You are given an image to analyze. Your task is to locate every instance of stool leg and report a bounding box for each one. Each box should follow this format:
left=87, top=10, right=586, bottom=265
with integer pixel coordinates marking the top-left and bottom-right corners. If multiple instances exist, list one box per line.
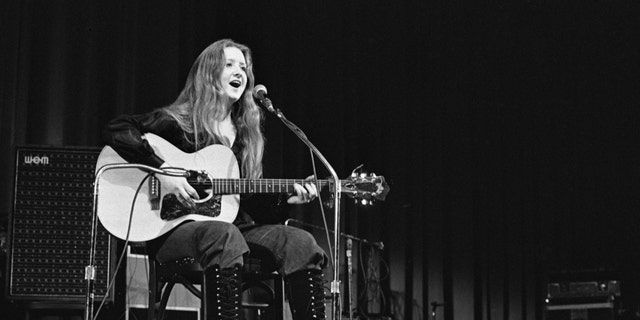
left=148, top=253, right=160, bottom=320
left=287, top=269, right=326, bottom=320
left=204, top=266, right=242, bottom=320
left=273, top=275, right=285, bottom=320
left=158, top=282, right=176, bottom=320
left=148, top=261, right=160, bottom=320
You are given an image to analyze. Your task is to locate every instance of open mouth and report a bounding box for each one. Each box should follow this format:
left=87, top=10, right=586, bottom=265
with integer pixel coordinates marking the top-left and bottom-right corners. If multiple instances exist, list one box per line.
left=229, top=79, right=242, bottom=88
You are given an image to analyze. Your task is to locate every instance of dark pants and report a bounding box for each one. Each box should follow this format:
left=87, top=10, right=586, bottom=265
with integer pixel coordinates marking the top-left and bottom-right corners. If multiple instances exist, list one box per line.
left=153, top=220, right=327, bottom=276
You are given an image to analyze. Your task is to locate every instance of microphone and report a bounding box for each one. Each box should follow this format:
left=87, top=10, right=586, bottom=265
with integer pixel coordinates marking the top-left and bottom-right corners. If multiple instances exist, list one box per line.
left=253, top=84, right=274, bottom=113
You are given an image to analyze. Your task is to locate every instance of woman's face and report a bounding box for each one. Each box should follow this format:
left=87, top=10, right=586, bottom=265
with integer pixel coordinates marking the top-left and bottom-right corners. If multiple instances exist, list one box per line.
left=220, top=46, right=248, bottom=104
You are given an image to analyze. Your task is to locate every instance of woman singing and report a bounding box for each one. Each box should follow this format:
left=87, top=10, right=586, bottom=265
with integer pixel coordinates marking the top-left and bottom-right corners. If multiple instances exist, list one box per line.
left=103, top=39, right=327, bottom=320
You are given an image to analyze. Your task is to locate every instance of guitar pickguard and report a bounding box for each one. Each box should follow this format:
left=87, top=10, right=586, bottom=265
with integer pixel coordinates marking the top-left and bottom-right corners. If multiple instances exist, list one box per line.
left=160, top=194, right=222, bottom=221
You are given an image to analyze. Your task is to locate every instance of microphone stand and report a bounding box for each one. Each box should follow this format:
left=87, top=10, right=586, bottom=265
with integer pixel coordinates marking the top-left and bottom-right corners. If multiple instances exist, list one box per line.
left=346, top=238, right=353, bottom=320
left=85, top=163, right=192, bottom=320
left=263, top=99, right=343, bottom=320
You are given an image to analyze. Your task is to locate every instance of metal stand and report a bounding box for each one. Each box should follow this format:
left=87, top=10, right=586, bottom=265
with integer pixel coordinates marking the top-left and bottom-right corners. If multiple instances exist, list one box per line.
left=265, top=103, right=343, bottom=320
left=346, top=238, right=354, bottom=320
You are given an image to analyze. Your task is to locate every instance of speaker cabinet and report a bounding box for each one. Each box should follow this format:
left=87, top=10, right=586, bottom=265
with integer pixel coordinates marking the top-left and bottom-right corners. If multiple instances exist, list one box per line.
left=7, top=146, right=115, bottom=301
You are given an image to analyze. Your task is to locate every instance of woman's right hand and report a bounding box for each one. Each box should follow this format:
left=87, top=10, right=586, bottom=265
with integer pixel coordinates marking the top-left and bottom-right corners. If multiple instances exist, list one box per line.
left=158, top=163, right=199, bottom=208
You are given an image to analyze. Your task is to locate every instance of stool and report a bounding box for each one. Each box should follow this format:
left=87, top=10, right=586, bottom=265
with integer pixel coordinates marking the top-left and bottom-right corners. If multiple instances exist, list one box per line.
left=147, top=253, right=285, bottom=320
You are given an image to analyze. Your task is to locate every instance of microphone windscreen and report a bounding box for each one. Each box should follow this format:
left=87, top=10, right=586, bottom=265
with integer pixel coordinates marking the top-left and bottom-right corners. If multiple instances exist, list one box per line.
left=253, top=84, right=267, bottom=99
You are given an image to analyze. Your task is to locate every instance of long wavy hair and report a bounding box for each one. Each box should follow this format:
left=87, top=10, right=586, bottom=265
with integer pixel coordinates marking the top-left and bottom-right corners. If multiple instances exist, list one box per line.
left=163, top=39, right=264, bottom=179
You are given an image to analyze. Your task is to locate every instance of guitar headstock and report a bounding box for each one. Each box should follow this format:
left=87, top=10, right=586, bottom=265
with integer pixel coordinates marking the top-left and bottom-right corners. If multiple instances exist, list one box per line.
left=341, top=171, right=390, bottom=205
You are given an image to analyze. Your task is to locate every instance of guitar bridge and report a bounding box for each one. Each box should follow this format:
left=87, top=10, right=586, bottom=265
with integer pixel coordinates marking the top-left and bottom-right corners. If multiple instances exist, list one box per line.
left=149, top=175, right=160, bottom=210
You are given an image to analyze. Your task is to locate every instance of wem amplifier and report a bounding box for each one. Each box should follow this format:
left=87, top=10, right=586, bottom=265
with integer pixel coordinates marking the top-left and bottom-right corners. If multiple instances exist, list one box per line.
left=7, top=146, right=115, bottom=301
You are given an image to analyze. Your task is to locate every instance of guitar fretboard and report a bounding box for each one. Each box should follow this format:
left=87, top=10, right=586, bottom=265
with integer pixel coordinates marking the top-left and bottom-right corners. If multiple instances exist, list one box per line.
left=189, top=178, right=335, bottom=195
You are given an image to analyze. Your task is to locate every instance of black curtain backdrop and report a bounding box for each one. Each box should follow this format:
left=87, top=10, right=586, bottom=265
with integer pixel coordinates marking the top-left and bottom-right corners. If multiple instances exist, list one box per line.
left=2, top=1, right=640, bottom=319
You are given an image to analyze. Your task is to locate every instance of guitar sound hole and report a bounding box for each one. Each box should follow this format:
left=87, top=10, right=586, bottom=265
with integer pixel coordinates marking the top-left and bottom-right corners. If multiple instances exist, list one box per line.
left=160, top=194, right=222, bottom=220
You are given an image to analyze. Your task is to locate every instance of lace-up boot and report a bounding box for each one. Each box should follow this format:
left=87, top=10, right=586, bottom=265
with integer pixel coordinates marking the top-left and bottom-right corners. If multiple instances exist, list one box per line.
left=203, top=265, right=242, bottom=320
left=287, top=269, right=326, bottom=320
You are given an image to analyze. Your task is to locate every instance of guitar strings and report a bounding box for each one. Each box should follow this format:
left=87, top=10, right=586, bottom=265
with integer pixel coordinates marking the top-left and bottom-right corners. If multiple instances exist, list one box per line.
left=196, top=177, right=330, bottom=195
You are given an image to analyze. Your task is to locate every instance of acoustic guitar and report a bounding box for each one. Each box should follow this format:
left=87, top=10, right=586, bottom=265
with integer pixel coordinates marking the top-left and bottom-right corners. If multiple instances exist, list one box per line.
left=95, top=133, right=389, bottom=242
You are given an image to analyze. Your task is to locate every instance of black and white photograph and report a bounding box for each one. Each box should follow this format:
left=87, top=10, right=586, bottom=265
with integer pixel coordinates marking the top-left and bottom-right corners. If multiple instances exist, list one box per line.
left=1, top=1, right=640, bottom=319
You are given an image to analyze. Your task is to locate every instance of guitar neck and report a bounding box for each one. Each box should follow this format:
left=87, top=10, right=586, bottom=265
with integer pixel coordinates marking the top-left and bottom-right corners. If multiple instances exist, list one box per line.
left=193, top=178, right=336, bottom=195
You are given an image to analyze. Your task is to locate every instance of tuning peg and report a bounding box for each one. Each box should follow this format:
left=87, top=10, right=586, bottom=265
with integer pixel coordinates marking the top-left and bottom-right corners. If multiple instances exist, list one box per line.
left=350, top=164, right=364, bottom=177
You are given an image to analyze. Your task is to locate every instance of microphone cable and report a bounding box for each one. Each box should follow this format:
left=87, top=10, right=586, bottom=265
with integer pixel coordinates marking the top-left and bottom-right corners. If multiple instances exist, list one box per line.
left=92, top=172, right=154, bottom=320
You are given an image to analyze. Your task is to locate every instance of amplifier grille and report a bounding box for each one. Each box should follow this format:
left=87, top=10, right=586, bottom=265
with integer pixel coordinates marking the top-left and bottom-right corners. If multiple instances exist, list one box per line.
left=9, top=146, right=114, bottom=300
